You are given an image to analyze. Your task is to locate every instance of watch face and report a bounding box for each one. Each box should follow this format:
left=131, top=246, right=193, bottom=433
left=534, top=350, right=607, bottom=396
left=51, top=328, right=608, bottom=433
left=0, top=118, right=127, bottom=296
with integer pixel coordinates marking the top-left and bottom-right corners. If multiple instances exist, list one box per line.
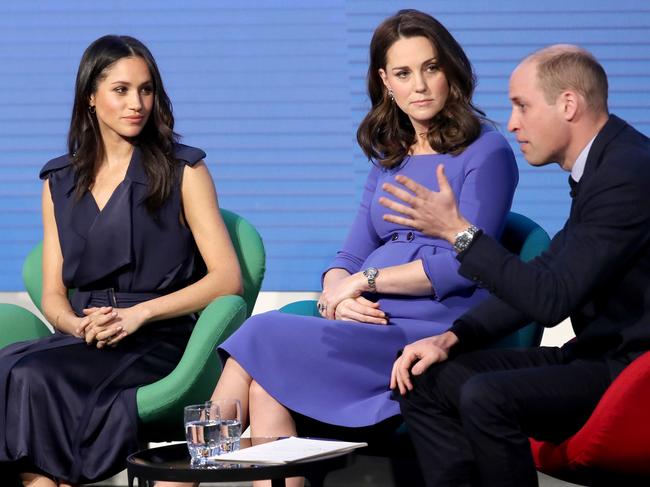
left=364, top=267, right=378, bottom=279
left=456, top=234, right=471, bottom=250
left=454, top=225, right=480, bottom=252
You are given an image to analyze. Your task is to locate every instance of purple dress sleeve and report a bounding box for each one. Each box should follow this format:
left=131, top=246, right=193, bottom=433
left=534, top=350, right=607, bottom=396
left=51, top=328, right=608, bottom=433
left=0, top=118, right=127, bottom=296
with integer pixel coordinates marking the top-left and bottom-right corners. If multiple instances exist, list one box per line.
left=422, top=132, right=518, bottom=300
left=324, top=165, right=383, bottom=277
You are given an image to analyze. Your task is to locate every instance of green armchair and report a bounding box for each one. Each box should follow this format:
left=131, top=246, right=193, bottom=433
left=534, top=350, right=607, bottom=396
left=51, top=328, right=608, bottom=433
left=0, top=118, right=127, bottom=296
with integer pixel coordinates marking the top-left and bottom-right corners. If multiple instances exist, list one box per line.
left=0, top=208, right=265, bottom=441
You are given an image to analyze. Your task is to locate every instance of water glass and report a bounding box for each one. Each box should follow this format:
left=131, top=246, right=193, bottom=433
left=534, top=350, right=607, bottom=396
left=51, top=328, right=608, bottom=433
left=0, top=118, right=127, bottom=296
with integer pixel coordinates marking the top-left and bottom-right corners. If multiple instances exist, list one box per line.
left=209, top=398, right=242, bottom=454
left=184, top=402, right=221, bottom=465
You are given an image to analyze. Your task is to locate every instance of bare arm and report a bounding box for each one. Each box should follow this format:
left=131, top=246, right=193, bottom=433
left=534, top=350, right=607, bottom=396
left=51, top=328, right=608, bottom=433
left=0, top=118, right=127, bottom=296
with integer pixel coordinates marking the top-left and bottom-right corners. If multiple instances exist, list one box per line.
left=131, top=161, right=242, bottom=322
left=322, top=268, right=352, bottom=292
left=41, top=180, right=91, bottom=336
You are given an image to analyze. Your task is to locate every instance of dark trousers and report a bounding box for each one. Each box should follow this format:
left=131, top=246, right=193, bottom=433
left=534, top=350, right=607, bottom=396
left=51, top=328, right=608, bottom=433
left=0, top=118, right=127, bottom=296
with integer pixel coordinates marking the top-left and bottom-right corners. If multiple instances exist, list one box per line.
left=398, top=347, right=612, bottom=487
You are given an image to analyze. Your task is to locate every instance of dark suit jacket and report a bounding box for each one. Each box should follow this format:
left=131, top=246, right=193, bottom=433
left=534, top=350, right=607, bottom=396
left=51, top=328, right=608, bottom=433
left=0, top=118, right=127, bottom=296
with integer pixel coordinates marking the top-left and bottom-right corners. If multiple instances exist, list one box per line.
left=449, top=115, right=650, bottom=376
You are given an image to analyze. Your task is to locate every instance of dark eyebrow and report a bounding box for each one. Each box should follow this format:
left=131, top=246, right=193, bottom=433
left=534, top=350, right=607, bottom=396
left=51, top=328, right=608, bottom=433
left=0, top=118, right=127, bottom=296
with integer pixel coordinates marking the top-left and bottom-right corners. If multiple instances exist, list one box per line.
left=391, top=57, right=438, bottom=71
left=110, top=80, right=153, bottom=86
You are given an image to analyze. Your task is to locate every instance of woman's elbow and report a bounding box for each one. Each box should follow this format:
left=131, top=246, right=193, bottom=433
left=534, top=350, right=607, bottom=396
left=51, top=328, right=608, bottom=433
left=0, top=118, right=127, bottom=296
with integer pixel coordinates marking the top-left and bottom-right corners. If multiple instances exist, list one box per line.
left=231, top=274, right=244, bottom=297
left=215, top=265, right=244, bottom=297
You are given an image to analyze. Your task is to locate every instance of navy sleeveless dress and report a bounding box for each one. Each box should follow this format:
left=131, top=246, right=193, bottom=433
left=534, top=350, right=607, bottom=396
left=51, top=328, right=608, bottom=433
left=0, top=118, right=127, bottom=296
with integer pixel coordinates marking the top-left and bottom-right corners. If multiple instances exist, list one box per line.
left=0, top=144, right=205, bottom=483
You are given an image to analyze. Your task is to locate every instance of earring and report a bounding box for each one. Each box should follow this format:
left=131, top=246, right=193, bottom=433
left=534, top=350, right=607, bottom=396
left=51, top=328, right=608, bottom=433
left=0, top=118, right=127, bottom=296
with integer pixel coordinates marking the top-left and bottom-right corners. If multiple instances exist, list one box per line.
left=88, top=105, right=96, bottom=114
left=388, top=89, right=394, bottom=101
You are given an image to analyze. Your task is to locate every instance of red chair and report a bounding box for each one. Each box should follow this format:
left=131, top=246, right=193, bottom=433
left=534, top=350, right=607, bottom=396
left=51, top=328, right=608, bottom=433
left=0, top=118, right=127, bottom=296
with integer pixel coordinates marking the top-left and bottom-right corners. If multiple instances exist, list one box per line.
left=530, top=350, right=650, bottom=486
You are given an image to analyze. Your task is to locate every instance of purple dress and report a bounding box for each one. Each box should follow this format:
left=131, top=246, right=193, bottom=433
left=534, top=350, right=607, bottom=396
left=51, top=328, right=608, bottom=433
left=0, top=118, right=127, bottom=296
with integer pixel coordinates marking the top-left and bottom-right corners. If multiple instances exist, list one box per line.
left=0, top=144, right=205, bottom=483
left=219, top=128, right=518, bottom=427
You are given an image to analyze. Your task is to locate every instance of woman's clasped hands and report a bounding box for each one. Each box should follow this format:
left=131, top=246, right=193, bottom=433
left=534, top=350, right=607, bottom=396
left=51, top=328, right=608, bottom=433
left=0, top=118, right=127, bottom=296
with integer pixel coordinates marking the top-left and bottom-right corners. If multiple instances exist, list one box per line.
left=318, top=272, right=388, bottom=325
left=75, top=306, right=147, bottom=348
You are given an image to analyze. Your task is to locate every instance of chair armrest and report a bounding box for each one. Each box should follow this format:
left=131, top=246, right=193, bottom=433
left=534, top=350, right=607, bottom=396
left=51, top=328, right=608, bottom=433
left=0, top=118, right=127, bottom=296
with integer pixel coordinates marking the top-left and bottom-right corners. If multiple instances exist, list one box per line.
left=532, top=351, right=650, bottom=474
left=565, top=351, right=650, bottom=471
left=137, top=295, right=248, bottom=425
left=0, top=303, right=52, bottom=348
left=278, top=300, right=319, bottom=317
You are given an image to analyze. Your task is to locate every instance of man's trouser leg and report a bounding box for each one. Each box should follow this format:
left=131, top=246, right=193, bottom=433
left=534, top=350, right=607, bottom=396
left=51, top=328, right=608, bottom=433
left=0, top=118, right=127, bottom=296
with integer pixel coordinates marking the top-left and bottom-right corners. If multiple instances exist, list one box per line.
left=398, top=347, right=611, bottom=487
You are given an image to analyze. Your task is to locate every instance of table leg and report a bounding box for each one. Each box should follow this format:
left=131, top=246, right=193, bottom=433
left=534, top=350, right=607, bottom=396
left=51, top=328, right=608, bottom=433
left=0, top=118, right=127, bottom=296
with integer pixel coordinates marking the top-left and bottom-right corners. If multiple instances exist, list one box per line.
left=306, top=473, right=326, bottom=487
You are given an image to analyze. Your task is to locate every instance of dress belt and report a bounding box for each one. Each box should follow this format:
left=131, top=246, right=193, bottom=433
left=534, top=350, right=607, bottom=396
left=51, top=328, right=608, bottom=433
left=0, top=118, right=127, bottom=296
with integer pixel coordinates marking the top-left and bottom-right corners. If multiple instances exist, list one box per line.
left=70, top=288, right=165, bottom=314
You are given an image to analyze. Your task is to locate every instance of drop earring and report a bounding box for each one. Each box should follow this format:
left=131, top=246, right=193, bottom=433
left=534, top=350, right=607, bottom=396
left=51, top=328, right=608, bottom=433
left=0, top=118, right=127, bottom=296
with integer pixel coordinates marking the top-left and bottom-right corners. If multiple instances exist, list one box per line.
left=88, top=105, right=96, bottom=114
left=388, top=89, right=394, bottom=101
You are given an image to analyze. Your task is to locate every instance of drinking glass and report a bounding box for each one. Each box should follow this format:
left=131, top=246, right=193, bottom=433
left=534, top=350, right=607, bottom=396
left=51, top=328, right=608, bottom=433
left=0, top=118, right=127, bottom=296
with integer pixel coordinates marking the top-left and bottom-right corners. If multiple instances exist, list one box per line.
left=209, top=398, right=242, bottom=454
left=184, top=402, right=221, bottom=465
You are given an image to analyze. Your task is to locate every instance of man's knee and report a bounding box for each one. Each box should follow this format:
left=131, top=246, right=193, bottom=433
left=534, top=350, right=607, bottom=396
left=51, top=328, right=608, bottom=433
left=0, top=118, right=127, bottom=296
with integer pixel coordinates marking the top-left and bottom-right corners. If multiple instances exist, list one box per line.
left=399, top=359, right=469, bottom=414
left=458, top=374, right=511, bottom=424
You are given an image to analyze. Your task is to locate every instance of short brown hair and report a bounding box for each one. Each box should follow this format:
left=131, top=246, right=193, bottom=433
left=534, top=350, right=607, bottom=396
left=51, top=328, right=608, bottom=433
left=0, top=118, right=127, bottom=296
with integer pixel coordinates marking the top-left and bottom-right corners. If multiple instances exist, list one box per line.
left=528, top=45, right=608, bottom=114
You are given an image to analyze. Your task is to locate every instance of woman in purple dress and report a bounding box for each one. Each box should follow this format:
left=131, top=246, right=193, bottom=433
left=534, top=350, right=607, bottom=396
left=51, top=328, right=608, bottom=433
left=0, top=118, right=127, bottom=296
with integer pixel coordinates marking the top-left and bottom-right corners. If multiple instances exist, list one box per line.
left=0, top=36, right=241, bottom=486
left=216, top=8, right=518, bottom=455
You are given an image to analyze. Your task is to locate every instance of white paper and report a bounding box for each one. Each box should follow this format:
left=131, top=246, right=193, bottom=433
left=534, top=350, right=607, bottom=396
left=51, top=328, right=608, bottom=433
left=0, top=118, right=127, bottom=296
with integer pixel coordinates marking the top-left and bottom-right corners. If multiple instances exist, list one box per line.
left=212, top=437, right=367, bottom=464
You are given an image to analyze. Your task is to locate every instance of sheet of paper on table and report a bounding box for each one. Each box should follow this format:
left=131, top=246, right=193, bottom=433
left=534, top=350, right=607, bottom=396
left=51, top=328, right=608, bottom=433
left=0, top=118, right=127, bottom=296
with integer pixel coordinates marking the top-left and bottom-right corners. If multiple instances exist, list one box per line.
left=213, top=437, right=367, bottom=464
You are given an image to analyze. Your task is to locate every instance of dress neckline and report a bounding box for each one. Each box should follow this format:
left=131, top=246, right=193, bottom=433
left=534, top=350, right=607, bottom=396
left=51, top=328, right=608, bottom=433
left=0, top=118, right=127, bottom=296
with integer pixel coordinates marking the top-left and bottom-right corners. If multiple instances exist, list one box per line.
left=88, top=148, right=140, bottom=213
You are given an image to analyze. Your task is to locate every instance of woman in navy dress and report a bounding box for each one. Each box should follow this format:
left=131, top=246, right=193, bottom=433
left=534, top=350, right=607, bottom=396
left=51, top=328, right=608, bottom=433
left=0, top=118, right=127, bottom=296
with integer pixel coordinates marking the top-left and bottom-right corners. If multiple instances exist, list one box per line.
left=210, top=8, right=518, bottom=464
left=0, top=36, right=241, bottom=486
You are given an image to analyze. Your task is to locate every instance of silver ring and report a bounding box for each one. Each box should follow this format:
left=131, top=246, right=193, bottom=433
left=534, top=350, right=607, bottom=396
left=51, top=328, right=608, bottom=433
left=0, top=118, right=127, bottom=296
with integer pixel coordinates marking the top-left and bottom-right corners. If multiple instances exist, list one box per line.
left=317, top=302, right=327, bottom=313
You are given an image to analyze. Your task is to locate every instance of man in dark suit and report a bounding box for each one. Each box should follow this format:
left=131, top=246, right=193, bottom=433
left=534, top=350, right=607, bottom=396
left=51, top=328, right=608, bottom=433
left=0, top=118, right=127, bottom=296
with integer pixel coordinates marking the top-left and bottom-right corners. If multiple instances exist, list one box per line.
left=379, top=45, right=650, bottom=486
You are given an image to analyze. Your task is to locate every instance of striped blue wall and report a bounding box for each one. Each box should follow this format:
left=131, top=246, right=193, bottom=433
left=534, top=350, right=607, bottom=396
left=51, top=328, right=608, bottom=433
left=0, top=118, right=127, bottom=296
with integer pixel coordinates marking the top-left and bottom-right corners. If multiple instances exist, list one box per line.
left=1, top=1, right=648, bottom=291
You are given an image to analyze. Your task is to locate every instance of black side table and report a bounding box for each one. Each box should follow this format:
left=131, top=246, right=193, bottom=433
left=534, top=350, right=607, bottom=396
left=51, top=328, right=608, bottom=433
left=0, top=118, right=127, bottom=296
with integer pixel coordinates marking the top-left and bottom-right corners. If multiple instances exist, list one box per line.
left=126, top=438, right=357, bottom=487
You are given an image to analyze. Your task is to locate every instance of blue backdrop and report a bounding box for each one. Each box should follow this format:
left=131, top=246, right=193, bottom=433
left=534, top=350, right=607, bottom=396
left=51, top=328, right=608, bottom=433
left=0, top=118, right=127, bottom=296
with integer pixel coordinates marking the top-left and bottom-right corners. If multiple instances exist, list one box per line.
left=1, top=0, right=648, bottom=290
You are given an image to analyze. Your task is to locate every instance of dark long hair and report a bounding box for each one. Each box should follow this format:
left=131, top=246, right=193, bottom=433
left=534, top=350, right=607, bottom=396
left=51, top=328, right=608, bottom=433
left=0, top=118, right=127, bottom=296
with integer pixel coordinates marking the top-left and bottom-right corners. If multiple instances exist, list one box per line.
left=357, top=9, right=485, bottom=168
left=68, top=35, right=178, bottom=211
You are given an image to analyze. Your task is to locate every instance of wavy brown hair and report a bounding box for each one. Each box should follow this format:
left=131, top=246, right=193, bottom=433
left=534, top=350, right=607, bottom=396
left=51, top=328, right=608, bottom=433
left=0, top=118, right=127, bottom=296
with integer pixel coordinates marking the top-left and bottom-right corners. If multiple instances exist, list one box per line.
left=357, top=9, right=485, bottom=168
left=68, top=35, right=179, bottom=211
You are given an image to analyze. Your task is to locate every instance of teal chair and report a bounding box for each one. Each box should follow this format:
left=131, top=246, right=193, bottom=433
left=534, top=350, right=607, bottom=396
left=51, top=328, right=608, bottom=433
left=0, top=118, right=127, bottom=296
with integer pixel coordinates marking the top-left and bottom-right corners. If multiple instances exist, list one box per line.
left=0, top=209, right=265, bottom=441
left=280, top=211, right=551, bottom=349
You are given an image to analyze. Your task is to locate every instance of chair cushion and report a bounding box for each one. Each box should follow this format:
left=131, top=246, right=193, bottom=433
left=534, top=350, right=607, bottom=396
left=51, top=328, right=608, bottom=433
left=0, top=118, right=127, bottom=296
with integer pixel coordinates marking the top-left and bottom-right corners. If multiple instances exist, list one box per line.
left=531, top=351, right=650, bottom=475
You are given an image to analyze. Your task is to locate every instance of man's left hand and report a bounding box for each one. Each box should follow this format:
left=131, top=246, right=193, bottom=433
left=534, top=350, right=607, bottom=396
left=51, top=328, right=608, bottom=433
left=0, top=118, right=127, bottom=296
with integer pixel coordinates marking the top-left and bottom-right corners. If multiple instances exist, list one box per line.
left=379, top=164, right=469, bottom=243
left=390, top=331, right=459, bottom=395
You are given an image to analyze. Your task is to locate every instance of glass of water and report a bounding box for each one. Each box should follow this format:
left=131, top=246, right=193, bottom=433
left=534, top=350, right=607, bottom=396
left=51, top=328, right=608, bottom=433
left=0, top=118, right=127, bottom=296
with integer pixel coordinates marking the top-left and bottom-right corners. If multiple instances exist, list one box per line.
left=208, top=398, right=242, bottom=454
left=184, top=402, right=221, bottom=465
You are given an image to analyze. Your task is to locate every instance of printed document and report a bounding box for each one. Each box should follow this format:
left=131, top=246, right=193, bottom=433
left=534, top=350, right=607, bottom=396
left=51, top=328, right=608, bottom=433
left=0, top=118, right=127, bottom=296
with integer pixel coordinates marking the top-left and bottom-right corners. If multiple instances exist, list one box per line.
left=213, top=437, right=367, bottom=464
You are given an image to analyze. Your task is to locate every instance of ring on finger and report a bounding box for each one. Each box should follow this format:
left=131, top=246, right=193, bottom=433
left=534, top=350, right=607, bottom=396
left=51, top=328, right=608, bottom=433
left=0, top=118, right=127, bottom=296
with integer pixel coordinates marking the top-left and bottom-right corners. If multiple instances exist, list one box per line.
left=317, top=302, right=327, bottom=313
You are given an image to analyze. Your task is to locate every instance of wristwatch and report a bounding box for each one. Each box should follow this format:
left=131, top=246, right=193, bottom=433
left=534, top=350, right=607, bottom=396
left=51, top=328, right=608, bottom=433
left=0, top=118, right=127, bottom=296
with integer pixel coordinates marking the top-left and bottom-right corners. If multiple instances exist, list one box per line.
left=453, top=225, right=480, bottom=253
left=362, top=267, right=379, bottom=293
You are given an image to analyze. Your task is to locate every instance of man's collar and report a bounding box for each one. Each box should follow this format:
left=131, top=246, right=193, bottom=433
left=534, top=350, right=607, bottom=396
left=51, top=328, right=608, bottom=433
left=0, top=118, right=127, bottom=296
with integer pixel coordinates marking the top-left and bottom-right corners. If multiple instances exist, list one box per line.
left=570, top=134, right=597, bottom=183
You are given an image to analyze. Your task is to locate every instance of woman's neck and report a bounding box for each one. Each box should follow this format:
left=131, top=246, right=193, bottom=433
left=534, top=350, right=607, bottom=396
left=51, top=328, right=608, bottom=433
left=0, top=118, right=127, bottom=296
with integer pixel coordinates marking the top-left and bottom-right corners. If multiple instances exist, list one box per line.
left=410, top=131, right=437, bottom=155
left=100, top=134, right=136, bottom=169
